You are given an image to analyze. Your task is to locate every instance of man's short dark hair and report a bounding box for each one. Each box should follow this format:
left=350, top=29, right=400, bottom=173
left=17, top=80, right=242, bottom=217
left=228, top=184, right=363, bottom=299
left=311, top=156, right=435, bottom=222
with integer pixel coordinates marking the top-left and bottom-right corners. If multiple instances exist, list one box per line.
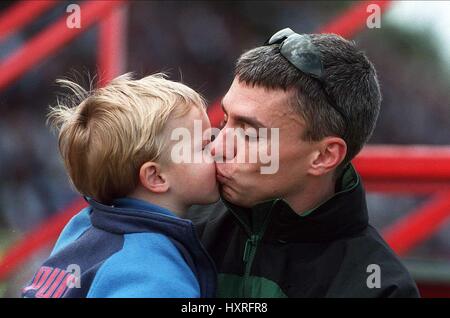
left=234, top=33, right=382, bottom=168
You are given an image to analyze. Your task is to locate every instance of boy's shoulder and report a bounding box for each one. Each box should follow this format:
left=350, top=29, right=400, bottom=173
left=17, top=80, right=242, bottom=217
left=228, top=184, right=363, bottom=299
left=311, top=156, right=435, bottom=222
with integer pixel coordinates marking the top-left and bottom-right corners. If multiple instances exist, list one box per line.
left=24, top=204, right=203, bottom=298
left=50, top=207, right=92, bottom=257
left=87, top=232, right=200, bottom=297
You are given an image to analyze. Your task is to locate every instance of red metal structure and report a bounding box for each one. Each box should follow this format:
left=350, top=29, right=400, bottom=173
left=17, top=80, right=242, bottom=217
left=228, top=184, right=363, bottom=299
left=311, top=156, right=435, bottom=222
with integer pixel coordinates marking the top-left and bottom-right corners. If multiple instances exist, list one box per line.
left=1, top=0, right=449, bottom=297
left=0, top=0, right=127, bottom=279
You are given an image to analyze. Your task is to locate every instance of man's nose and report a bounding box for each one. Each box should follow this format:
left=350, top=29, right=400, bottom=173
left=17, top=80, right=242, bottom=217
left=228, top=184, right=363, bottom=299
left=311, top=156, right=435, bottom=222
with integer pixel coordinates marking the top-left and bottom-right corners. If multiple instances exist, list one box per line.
left=210, top=128, right=237, bottom=162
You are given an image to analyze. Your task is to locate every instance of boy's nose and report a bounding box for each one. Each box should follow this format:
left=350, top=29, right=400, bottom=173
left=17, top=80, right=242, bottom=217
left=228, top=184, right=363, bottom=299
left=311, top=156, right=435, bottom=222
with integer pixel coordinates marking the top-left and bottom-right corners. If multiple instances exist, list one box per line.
left=210, top=128, right=237, bottom=162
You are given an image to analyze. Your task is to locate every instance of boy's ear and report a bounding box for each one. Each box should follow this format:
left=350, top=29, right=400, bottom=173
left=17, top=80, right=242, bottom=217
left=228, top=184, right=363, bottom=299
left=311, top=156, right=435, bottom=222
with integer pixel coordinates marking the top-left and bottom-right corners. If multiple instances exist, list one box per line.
left=307, top=137, right=347, bottom=176
left=139, top=162, right=169, bottom=193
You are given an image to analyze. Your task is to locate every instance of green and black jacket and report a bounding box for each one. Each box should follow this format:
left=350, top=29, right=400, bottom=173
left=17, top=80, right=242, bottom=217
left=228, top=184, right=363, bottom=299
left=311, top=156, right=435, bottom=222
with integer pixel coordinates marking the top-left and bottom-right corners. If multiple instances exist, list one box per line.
left=187, top=164, right=420, bottom=298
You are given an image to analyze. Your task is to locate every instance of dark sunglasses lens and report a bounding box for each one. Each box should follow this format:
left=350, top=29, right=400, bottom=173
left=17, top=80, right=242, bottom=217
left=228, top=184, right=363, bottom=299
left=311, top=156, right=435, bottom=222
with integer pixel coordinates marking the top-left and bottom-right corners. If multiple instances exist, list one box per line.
left=280, top=34, right=323, bottom=78
left=266, top=27, right=295, bottom=45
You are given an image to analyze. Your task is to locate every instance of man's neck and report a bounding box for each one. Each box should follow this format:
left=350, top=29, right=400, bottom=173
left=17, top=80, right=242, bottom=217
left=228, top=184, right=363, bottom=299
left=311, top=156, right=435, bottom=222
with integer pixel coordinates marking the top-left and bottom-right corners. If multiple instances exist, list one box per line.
left=283, top=174, right=336, bottom=215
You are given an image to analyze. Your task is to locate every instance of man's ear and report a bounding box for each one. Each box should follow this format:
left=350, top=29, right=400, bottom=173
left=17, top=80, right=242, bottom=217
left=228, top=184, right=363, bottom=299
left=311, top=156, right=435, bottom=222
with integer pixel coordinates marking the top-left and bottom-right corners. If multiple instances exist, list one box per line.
left=139, top=161, right=169, bottom=193
left=308, top=137, right=347, bottom=176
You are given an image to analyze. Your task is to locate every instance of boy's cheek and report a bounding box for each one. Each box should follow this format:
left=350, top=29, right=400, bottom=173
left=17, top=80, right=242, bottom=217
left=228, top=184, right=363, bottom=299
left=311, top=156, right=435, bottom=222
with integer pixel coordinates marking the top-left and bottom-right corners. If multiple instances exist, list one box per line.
left=199, top=163, right=218, bottom=195
left=203, top=163, right=220, bottom=201
left=197, top=162, right=217, bottom=185
left=180, top=162, right=216, bottom=186
left=182, top=163, right=218, bottom=202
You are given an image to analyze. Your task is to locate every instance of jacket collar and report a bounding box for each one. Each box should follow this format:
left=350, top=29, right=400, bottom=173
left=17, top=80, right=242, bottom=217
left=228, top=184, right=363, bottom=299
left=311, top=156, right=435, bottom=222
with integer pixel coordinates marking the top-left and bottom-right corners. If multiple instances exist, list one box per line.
left=111, top=197, right=177, bottom=218
left=86, top=197, right=218, bottom=297
left=223, top=164, right=369, bottom=243
left=86, top=196, right=191, bottom=236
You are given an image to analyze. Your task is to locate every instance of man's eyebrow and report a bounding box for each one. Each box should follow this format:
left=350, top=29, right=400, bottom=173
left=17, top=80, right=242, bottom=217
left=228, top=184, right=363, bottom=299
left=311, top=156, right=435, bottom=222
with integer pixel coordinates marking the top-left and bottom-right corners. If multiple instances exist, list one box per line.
left=221, top=99, right=266, bottom=128
left=234, top=114, right=266, bottom=129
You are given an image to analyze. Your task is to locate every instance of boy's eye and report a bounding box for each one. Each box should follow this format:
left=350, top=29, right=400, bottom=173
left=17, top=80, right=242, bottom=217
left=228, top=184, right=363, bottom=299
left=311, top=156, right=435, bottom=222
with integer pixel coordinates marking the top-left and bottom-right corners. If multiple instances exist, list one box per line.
left=219, top=116, right=228, bottom=129
left=202, top=140, right=211, bottom=150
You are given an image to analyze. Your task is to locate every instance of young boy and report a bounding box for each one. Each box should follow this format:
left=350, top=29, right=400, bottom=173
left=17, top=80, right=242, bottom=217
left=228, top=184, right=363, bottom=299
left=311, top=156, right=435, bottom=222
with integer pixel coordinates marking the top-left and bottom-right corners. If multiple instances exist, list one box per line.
left=22, top=73, right=219, bottom=298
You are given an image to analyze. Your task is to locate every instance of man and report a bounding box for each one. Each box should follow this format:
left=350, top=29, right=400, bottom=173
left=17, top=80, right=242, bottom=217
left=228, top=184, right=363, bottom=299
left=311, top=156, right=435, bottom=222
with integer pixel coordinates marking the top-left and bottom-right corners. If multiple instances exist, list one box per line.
left=187, top=28, right=419, bottom=297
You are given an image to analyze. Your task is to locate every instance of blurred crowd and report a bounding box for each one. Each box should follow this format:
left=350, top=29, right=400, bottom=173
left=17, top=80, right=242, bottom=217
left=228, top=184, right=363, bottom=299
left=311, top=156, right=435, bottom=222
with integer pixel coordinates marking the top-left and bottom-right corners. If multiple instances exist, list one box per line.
left=1, top=0, right=450, bottom=287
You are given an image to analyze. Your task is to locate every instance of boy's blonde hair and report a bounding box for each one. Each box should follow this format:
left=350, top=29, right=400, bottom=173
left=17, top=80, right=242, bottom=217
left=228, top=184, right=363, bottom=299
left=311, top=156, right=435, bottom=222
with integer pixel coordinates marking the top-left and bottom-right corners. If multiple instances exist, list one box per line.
left=48, top=73, right=206, bottom=204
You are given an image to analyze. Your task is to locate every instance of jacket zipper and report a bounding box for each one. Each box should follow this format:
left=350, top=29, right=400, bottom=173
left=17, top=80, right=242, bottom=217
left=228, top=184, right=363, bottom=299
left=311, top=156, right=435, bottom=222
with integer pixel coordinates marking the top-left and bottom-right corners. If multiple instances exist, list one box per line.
left=188, top=222, right=218, bottom=298
left=242, top=234, right=260, bottom=296
left=241, top=199, right=278, bottom=296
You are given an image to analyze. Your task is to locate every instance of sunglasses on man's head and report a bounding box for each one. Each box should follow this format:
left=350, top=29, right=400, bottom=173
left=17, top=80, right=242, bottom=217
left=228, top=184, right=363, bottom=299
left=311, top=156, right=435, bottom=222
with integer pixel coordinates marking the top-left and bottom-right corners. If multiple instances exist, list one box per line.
left=265, top=28, right=349, bottom=134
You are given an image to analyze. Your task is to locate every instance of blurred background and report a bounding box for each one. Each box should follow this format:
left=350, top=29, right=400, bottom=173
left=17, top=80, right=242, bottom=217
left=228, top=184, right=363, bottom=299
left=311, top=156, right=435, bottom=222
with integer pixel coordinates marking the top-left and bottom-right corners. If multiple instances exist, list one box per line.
left=0, top=0, right=449, bottom=297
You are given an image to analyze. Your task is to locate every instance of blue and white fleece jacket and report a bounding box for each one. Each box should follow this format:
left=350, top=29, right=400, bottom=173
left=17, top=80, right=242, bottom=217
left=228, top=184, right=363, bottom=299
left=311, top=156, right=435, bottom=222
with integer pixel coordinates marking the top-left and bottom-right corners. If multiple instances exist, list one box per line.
left=22, top=197, right=217, bottom=298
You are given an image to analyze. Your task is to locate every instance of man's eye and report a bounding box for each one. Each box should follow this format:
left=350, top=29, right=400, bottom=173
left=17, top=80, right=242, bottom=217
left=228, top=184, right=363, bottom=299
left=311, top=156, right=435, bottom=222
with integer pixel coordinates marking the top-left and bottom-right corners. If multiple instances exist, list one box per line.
left=244, top=127, right=259, bottom=141
left=245, top=134, right=259, bottom=142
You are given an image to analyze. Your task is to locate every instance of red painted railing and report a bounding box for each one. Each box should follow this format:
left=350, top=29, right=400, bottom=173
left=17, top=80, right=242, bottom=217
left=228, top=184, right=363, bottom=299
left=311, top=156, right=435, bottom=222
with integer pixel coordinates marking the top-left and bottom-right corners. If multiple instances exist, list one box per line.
left=0, top=0, right=126, bottom=90
left=0, top=0, right=128, bottom=279
left=0, top=0, right=57, bottom=40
